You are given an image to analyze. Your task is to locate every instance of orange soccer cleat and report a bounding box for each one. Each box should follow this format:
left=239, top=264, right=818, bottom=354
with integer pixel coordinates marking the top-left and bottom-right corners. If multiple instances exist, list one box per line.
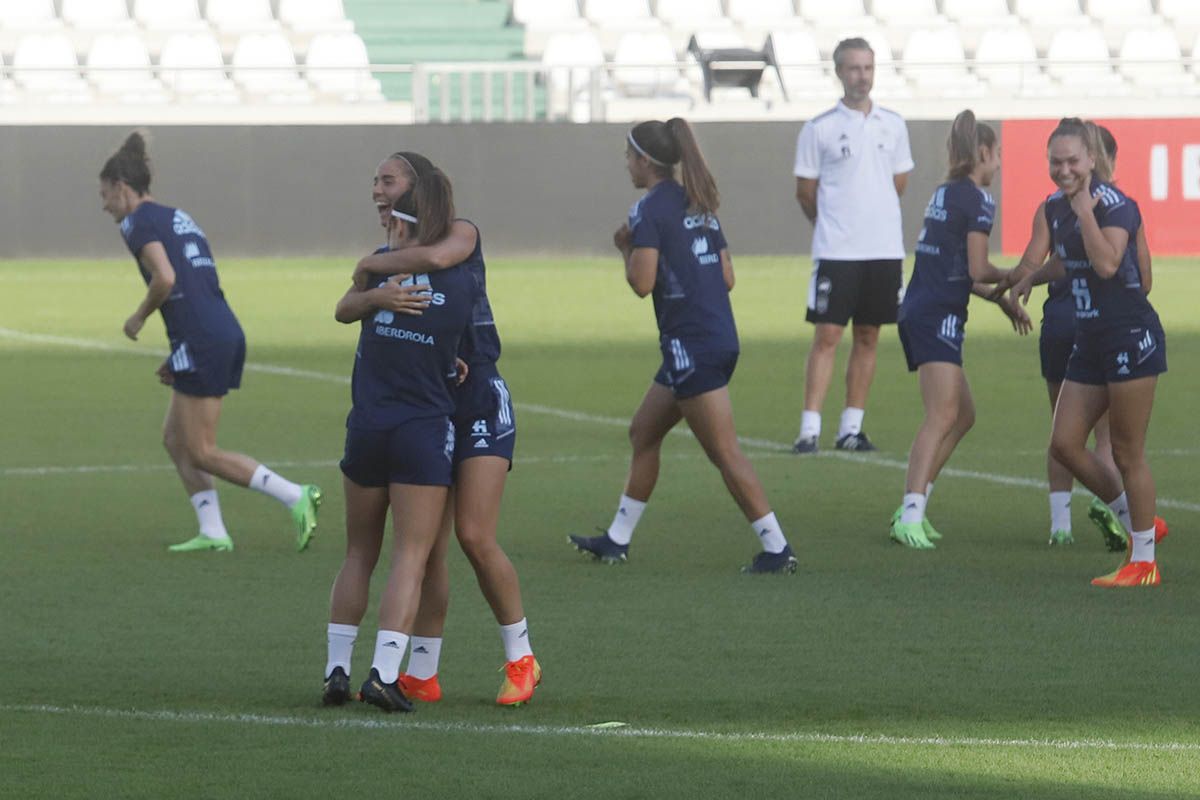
left=397, top=673, right=442, bottom=703
left=1154, top=516, right=1169, bottom=544
left=496, top=655, right=542, bottom=707
left=1091, top=560, right=1161, bottom=588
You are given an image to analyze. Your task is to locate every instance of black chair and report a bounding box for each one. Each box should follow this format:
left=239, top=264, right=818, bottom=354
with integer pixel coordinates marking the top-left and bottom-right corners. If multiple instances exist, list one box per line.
left=687, top=35, right=786, bottom=102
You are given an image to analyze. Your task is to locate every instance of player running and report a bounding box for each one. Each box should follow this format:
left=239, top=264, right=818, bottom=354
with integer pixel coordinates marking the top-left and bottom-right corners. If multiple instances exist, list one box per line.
left=890, top=111, right=1030, bottom=549
left=569, top=118, right=797, bottom=573
left=1016, top=118, right=1166, bottom=587
left=98, top=131, right=321, bottom=553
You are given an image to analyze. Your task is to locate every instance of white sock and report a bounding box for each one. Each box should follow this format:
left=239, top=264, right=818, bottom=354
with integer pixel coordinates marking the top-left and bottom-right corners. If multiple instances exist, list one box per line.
left=1049, top=491, right=1072, bottom=533
left=249, top=464, right=303, bottom=508
left=751, top=511, right=788, bottom=554
left=900, top=492, right=926, bottom=524
left=371, top=629, right=409, bottom=684
left=406, top=636, right=442, bottom=680
left=1108, top=492, right=1132, bottom=533
left=1129, top=527, right=1155, bottom=563
left=190, top=490, right=228, bottom=540
left=499, top=618, right=533, bottom=663
left=325, top=623, right=357, bottom=679
left=838, top=407, right=865, bottom=438
left=799, top=410, right=821, bottom=439
left=606, top=494, right=646, bottom=545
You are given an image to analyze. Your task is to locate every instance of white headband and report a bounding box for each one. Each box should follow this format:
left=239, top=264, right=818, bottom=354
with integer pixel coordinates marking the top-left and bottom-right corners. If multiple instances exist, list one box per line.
left=627, top=131, right=669, bottom=167
left=391, top=209, right=418, bottom=223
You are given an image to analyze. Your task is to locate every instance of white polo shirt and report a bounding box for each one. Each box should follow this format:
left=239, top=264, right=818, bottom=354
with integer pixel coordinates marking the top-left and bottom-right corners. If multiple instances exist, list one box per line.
left=793, top=100, right=914, bottom=261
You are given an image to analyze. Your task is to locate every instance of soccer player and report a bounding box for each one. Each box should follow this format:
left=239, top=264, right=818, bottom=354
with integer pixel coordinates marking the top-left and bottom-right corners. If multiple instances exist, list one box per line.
left=890, top=111, right=1030, bottom=549
left=328, top=152, right=541, bottom=708
left=1006, top=127, right=1166, bottom=549
left=791, top=37, right=914, bottom=454
left=1018, top=119, right=1166, bottom=587
left=568, top=118, right=797, bottom=574
left=323, top=176, right=480, bottom=711
left=98, top=132, right=322, bottom=553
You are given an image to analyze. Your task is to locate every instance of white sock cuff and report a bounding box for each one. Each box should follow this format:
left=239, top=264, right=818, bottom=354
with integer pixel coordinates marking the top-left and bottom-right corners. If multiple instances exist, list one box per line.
left=618, top=494, right=647, bottom=514
left=328, top=623, right=358, bottom=638
left=800, top=410, right=822, bottom=438
left=839, top=407, right=865, bottom=436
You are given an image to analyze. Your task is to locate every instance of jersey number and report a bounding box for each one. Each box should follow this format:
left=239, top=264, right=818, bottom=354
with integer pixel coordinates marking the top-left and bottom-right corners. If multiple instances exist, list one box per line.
left=1071, top=278, right=1093, bottom=313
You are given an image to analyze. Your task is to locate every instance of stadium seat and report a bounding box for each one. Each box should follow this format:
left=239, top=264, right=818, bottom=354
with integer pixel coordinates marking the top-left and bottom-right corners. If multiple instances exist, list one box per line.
left=1159, top=0, right=1200, bottom=54
left=1118, top=28, right=1195, bottom=92
left=941, top=0, right=1019, bottom=53
left=766, top=29, right=833, bottom=99
left=611, top=31, right=684, bottom=97
left=974, top=27, right=1055, bottom=95
left=513, top=0, right=589, bottom=58
left=1015, top=0, right=1086, bottom=49
left=870, top=0, right=946, bottom=55
left=581, top=0, right=662, bottom=54
left=1087, top=0, right=1158, bottom=50
left=61, top=0, right=134, bottom=31
left=797, top=0, right=873, bottom=52
left=1046, top=27, right=1129, bottom=95
left=727, top=0, right=806, bottom=41
left=305, top=32, right=384, bottom=102
left=86, top=33, right=170, bottom=104
left=206, top=0, right=281, bottom=39
left=541, top=30, right=605, bottom=121
left=654, top=0, right=735, bottom=52
left=159, top=32, right=240, bottom=103
left=132, top=0, right=207, bottom=33
left=0, top=0, right=63, bottom=33
left=278, top=0, right=353, bottom=35
left=900, top=28, right=984, bottom=97
left=11, top=33, right=92, bottom=103
left=231, top=32, right=313, bottom=102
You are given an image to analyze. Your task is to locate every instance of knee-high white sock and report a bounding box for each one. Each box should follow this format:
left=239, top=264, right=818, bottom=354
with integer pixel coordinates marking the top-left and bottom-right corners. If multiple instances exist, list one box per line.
left=1129, top=527, right=1155, bottom=563
left=250, top=464, right=303, bottom=508
left=500, top=618, right=533, bottom=663
left=371, top=630, right=409, bottom=684
left=1108, top=492, right=1132, bottom=532
left=838, top=407, right=865, bottom=438
left=751, top=512, right=787, bottom=554
left=1049, top=491, right=1072, bottom=533
left=326, top=623, right=357, bottom=678
left=606, top=494, right=646, bottom=545
left=900, top=493, right=926, bottom=525
left=406, top=636, right=442, bottom=680
left=190, top=490, right=228, bottom=540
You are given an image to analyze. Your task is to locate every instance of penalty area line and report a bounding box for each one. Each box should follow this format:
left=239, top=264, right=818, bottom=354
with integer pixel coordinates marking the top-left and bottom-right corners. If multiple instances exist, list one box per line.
left=2, top=703, right=1198, bottom=754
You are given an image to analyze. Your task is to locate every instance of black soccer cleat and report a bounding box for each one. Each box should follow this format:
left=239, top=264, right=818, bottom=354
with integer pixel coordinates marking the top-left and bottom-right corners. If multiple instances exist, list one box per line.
left=791, top=435, right=819, bottom=454
left=358, top=668, right=414, bottom=713
left=568, top=529, right=629, bottom=564
left=742, top=545, right=799, bottom=575
left=835, top=431, right=877, bottom=452
left=322, top=666, right=351, bottom=707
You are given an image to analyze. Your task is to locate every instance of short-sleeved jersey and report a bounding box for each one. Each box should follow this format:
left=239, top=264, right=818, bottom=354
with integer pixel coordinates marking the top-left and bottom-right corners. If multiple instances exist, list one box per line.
left=453, top=220, right=503, bottom=368
left=793, top=101, right=914, bottom=260
left=348, top=252, right=476, bottom=431
left=900, top=179, right=994, bottom=322
left=628, top=180, right=738, bottom=354
left=1045, top=180, right=1155, bottom=332
left=119, top=201, right=241, bottom=345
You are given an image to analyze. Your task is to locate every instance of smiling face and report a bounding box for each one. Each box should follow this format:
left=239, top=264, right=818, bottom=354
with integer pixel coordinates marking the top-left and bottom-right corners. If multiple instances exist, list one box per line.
left=1047, top=134, right=1094, bottom=196
left=99, top=179, right=136, bottom=221
left=835, top=47, right=874, bottom=104
left=372, top=158, right=412, bottom=228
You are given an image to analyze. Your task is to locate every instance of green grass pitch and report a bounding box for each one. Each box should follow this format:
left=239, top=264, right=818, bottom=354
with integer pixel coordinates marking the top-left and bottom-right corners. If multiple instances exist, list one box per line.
left=2, top=255, right=1198, bottom=799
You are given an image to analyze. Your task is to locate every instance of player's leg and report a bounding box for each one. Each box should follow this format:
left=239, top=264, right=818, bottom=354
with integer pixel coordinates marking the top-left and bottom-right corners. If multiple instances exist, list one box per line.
left=1049, top=380, right=1126, bottom=548
left=398, top=491, right=454, bottom=703
left=162, top=392, right=232, bottom=551
left=1044, top=381, right=1076, bottom=545
left=1106, top=377, right=1158, bottom=569
left=677, top=385, right=796, bottom=573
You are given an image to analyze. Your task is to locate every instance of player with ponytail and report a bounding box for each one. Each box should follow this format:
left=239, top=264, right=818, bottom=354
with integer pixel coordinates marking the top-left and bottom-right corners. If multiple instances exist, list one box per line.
left=890, top=110, right=1029, bottom=549
left=568, top=118, right=797, bottom=574
left=98, top=131, right=322, bottom=554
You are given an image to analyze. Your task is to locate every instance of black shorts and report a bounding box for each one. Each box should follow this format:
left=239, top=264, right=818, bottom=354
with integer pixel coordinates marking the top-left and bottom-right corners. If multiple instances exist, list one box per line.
left=452, top=367, right=516, bottom=467
left=340, top=417, right=456, bottom=488
left=169, top=337, right=245, bottom=398
left=1065, top=323, right=1167, bottom=386
left=806, top=259, right=902, bottom=326
left=654, top=343, right=738, bottom=399
left=1039, top=332, right=1075, bottom=384
left=898, top=312, right=965, bottom=372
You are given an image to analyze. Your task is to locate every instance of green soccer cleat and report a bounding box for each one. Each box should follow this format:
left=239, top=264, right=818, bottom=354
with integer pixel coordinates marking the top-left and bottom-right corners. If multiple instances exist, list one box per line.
left=891, top=507, right=942, bottom=542
left=168, top=534, right=233, bottom=553
left=1087, top=497, right=1128, bottom=552
left=291, top=484, right=323, bottom=552
left=1049, top=529, right=1074, bottom=546
left=890, top=512, right=935, bottom=550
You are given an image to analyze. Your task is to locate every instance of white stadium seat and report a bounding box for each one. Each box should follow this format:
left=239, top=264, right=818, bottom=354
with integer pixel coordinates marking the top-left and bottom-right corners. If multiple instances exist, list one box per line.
left=206, top=0, right=281, bottom=37
left=1015, top=0, right=1085, bottom=48
left=726, top=0, right=806, bottom=38
left=900, top=27, right=983, bottom=96
left=797, top=0, right=872, bottom=50
left=941, top=0, right=1018, bottom=53
left=159, top=32, right=240, bottom=103
left=654, top=0, right=734, bottom=52
left=279, top=0, right=353, bottom=35
left=61, top=0, right=133, bottom=30
left=1159, top=0, right=1200, bottom=55
left=1118, top=28, right=1194, bottom=91
left=581, top=0, right=661, bottom=54
left=86, top=33, right=170, bottom=103
left=767, top=29, right=833, bottom=99
left=231, top=32, right=313, bottom=102
left=1088, top=0, right=1158, bottom=50
left=513, top=0, right=589, bottom=58
left=974, top=27, right=1054, bottom=95
left=0, top=0, right=62, bottom=32
left=871, top=0, right=942, bottom=26
left=541, top=30, right=605, bottom=121
left=611, top=31, right=683, bottom=97
left=12, top=33, right=92, bottom=103
left=133, top=0, right=206, bottom=32
left=305, top=32, right=384, bottom=102
left=1046, top=27, right=1128, bottom=95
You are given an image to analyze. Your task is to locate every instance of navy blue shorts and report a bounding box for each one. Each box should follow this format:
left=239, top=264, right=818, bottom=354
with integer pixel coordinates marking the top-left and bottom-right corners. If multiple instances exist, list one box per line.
left=898, top=312, right=965, bottom=372
left=1039, top=332, right=1075, bottom=384
left=654, top=341, right=738, bottom=399
left=1065, top=323, right=1167, bottom=386
left=169, top=337, right=245, bottom=398
left=340, top=416, right=456, bottom=488
left=452, top=367, right=516, bottom=466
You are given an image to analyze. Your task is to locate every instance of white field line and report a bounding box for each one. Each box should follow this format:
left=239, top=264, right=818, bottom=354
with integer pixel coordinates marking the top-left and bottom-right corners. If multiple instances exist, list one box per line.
left=2, top=704, right=1199, bottom=754
left=2, top=327, right=1197, bottom=513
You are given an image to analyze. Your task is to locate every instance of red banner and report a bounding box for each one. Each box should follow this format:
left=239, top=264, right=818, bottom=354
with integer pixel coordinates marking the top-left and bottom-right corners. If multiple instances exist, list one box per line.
left=1001, top=119, right=1200, bottom=255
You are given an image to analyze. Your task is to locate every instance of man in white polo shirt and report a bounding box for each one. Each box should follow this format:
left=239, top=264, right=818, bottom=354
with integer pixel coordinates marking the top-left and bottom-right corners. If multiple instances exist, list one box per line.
left=791, top=37, right=913, bottom=454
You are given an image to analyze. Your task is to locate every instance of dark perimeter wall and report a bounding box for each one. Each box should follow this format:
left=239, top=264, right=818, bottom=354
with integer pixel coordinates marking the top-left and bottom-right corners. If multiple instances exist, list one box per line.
left=0, top=121, right=987, bottom=259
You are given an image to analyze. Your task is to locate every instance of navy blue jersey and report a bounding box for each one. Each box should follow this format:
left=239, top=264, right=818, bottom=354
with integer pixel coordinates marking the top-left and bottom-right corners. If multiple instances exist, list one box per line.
left=347, top=253, right=476, bottom=430
left=454, top=220, right=503, bottom=367
left=900, top=179, right=994, bottom=321
left=1045, top=180, right=1155, bottom=332
left=1041, top=275, right=1075, bottom=338
left=628, top=180, right=738, bottom=354
left=119, top=201, right=241, bottom=345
